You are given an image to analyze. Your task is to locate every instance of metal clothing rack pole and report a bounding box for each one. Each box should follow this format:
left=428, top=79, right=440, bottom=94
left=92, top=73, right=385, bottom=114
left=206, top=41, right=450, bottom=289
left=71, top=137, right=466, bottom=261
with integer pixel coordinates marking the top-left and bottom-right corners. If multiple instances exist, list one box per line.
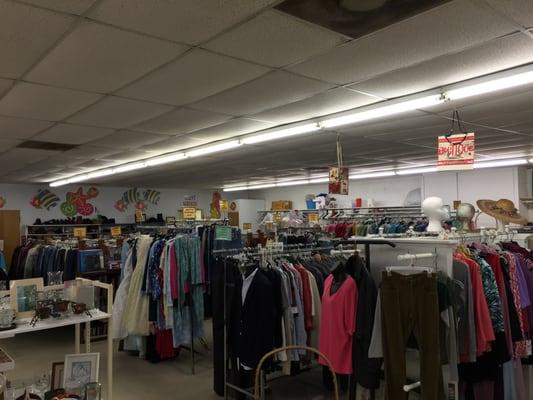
left=216, top=243, right=338, bottom=399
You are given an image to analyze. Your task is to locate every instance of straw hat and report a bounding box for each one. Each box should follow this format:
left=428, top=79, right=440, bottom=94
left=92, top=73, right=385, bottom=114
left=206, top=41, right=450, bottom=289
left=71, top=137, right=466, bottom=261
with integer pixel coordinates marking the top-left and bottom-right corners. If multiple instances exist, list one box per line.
left=476, top=199, right=528, bottom=225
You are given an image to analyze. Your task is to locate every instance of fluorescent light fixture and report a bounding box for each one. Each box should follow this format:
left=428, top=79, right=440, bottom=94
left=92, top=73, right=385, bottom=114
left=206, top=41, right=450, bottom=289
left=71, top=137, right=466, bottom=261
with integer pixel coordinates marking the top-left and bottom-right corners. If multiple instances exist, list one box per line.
left=350, top=171, right=396, bottom=179
left=223, top=186, right=248, bottom=192
left=321, top=95, right=442, bottom=128
left=87, top=169, right=114, bottom=179
left=68, top=174, right=89, bottom=183
left=187, top=140, right=241, bottom=157
left=113, top=162, right=146, bottom=173
left=241, top=123, right=320, bottom=144
left=248, top=183, right=276, bottom=190
left=447, top=69, right=533, bottom=100
left=309, top=177, right=330, bottom=183
left=474, top=158, right=528, bottom=169
left=145, top=153, right=187, bottom=167
left=396, top=166, right=438, bottom=175
left=276, top=180, right=310, bottom=187
left=50, top=179, right=69, bottom=187
left=529, top=158, right=533, bottom=163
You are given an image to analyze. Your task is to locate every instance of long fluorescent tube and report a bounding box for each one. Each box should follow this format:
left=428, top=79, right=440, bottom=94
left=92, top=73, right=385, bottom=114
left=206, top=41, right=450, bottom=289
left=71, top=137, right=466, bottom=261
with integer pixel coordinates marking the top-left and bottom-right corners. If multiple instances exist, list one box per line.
left=187, top=140, right=241, bottom=157
left=223, top=186, right=248, bottom=192
left=321, top=95, right=442, bottom=128
left=241, top=123, right=320, bottom=144
left=223, top=183, right=275, bottom=192
left=309, top=178, right=329, bottom=183
left=396, top=167, right=438, bottom=175
left=447, top=70, right=533, bottom=100
left=145, top=153, right=187, bottom=166
left=87, top=169, right=114, bottom=179
left=276, top=180, right=310, bottom=187
left=50, top=179, right=69, bottom=187
left=113, top=162, right=146, bottom=173
left=474, top=158, right=527, bottom=169
left=68, top=174, right=89, bottom=183
left=350, top=171, right=396, bottom=179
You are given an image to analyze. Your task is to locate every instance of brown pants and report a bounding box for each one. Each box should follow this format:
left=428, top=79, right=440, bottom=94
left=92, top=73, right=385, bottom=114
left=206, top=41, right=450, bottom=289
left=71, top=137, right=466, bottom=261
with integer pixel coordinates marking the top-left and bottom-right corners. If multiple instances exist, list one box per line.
left=380, top=272, right=445, bottom=400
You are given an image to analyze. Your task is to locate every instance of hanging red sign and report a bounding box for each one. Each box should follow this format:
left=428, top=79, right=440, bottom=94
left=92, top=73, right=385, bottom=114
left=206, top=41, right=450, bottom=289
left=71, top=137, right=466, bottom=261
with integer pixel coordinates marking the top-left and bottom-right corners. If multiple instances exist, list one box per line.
left=437, top=133, right=475, bottom=171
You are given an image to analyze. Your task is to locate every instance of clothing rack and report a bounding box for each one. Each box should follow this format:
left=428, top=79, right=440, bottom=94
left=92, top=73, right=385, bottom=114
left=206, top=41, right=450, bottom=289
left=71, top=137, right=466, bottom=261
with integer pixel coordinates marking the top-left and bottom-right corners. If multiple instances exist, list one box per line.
left=214, top=243, right=341, bottom=399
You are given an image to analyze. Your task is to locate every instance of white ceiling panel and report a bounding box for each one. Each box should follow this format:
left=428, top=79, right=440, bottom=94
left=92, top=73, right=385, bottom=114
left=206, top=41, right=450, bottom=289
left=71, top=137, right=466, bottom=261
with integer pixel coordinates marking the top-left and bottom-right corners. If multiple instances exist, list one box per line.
left=0, top=79, right=13, bottom=97
left=187, top=118, right=274, bottom=142
left=62, top=145, right=117, bottom=159
left=32, top=123, right=114, bottom=144
left=27, top=21, right=189, bottom=93
left=483, top=0, right=533, bottom=28
left=0, top=147, right=59, bottom=163
left=89, top=0, right=278, bottom=45
left=204, top=10, right=346, bottom=68
left=75, top=159, right=118, bottom=169
left=118, top=49, right=269, bottom=106
left=88, top=130, right=168, bottom=150
left=133, top=108, right=231, bottom=135
left=20, top=0, right=97, bottom=15
left=252, top=88, right=378, bottom=124
left=0, top=82, right=102, bottom=121
left=104, top=149, right=155, bottom=163
left=0, top=115, right=53, bottom=139
left=287, top=0, right=517, bottom=84
left=140, top=136, right=209, bottom=153
left=0, top=138, right=21, bottom=152
left=67, top=96, right=173, bottom=128
left=0, top=1, right=74, bottom=78
left=191, top=71, right=333, bottom=115
left=37, top=155, right=87, bottom=168
left=349, top=33, right=533, bottom=99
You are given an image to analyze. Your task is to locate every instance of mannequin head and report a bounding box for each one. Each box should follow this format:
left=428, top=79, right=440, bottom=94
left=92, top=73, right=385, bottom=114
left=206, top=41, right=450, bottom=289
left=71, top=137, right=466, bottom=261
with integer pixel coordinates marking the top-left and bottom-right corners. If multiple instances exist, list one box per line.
left=457, top=203, right=476, bottom=231
left=422, top=196, right=449, bottom=233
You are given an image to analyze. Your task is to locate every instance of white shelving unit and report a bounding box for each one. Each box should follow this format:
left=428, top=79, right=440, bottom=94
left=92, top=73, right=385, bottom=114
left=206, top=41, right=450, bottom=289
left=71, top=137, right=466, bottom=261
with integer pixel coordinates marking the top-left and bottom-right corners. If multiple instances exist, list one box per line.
left=0, top=278, right=114, bottom=400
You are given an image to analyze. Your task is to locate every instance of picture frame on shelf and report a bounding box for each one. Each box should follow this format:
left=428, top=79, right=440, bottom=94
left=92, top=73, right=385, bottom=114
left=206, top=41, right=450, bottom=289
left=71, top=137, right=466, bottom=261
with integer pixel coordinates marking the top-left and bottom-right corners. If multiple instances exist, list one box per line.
left=9, top=278, right=44, bottom=318
left=63, top=353, right=100, bottom=388
left=51, top=361, right=65, bottom=390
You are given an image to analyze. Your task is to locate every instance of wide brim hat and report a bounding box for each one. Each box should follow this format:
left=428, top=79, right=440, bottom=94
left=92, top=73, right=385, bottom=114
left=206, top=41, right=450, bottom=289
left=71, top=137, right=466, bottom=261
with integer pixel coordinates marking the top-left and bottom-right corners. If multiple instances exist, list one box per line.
left=476, top=199, right=528, bottom=225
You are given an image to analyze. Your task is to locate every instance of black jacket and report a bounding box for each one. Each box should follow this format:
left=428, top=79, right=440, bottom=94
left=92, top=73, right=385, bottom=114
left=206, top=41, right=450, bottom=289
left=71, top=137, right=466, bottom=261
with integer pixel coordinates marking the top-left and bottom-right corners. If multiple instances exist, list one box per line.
left=231, top=269, right=275, bottom=369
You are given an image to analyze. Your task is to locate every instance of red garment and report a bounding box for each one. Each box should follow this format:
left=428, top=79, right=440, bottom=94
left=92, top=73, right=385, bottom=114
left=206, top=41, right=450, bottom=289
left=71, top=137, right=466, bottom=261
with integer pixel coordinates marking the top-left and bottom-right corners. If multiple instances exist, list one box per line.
left=319, top=275, right=357, bottom=374
left=295, top=264, right=313, bottom=332
left=155, top=329, right=176, bottom=360
left=455, top=254, right=495, bottom=355
left=169, top=243, right=178, bottom=301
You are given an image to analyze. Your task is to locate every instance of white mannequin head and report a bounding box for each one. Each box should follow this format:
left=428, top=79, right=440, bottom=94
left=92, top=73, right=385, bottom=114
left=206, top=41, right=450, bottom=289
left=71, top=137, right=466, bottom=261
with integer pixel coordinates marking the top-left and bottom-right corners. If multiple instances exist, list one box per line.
left=457, top=203, right=476, bottom=231
left=422, top=196, right=449, bottom=233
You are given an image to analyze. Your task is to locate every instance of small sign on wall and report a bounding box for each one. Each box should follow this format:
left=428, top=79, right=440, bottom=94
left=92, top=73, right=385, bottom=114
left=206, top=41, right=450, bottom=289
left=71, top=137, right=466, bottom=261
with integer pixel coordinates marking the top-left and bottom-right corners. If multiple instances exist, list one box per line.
left=73, top=227, right=86, bottom=238
left=183, top=207, right=196, bottom=219
left=110, top=226, right=122, bottom=236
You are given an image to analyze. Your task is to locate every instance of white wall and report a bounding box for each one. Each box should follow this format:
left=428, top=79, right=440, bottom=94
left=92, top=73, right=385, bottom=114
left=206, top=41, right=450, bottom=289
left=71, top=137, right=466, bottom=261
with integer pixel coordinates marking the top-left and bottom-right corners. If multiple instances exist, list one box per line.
left=245, top=166, right=529, bottom=227
left=0, top=183, right=212, bottom=227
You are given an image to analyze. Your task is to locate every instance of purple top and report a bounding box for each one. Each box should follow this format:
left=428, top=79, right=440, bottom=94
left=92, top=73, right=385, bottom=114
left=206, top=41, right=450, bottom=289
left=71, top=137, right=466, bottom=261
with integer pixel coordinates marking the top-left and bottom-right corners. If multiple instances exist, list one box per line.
left=512, top=253, right=531, bottom=309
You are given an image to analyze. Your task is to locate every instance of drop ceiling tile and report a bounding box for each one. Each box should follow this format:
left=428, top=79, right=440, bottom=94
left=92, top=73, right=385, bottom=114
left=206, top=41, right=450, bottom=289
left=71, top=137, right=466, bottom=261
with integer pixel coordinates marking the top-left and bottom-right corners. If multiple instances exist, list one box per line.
left=104, top=149, right=156, bottom=163
left=67, top=96, right=173, bottom=128
left=88, top=130, right=168, bottom=150
left=349, top=33, right=533, bottom=99
left=484, top=0, right=533, bottom=28
left=133, top=108, right=231, bottom=135
left=0, top=79, right=13, bottom=97
left=32, top=123, right=114, bottom=144
left=89, top=0, right=278, bottom=45
left=0, top=138, right=21, bottom=152
left=252, top=88, right=378, bottom=124
left=21, top=0, right=97, bottom=14
left=0, top=148, right=59, bottom=163
left=288, top=0, right=516, bottom=84
left=0, top=82, right=102, bottom=121
left=188, top=118, right=275, bottom=141
left=27, top=21, right=189, bottom=93
left=0, top=1, right=74, bottom=78
left=62, top=145, right=117, bottom=159
left=38, top=155, right=87, bottom=168
left=141, top=136, right=210, bottom=153
left=191, top=71, right=333, bottom=116
left=118, top=49, right=269, bottom=106
left=0, top=115, right=53, bottom=139
left=204, top=10, right=346, bottom=68
left=76, top=159, right=118, bottom=169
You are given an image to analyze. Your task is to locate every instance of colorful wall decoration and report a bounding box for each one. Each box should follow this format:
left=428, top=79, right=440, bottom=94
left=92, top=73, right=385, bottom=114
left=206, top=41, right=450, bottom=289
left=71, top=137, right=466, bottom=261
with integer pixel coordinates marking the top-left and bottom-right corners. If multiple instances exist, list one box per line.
left=30, top=189, right=60, bottom=210
left=114, top=188, right=161, bottom=212
left=60, top=187, right=99, bottom=217
left=210, top=191, right=221, bottom=219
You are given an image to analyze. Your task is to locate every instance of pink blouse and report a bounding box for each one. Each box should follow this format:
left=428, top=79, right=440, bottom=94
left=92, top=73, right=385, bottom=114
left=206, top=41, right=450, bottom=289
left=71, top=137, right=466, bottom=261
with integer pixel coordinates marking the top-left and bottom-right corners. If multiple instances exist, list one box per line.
left=318, top=274, right=357, bottom=374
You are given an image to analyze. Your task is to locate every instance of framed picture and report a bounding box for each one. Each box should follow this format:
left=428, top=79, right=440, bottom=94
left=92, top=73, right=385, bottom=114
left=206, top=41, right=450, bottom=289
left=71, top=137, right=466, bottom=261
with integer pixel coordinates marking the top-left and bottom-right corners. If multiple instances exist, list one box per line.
left=9, top=278, right=44, bottom=318
left=51, top=362, right=64, bottom=390
left=78, top=250, right=104, bottom=273
left=63, top=353, right=100, bottom=388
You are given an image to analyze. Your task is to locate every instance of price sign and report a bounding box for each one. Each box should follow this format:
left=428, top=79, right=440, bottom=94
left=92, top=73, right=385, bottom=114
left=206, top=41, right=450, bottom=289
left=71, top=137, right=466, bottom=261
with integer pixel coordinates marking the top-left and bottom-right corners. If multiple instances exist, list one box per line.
left=220, top=200, right=229, bottom=212
left=215, top=226, right=232, bottom=241
left=110, top=226, right=122, bottom=236
left=308, top=213, right=319, bottom=224
left=183, top=207, right=196, bottom=219
left=243, top=223, right=252, bottom=230
left=437, top=133, right=475, bottom=170
left=135, top=210, right=144, bottom=223
left=73, top=227, right=86, bottom=238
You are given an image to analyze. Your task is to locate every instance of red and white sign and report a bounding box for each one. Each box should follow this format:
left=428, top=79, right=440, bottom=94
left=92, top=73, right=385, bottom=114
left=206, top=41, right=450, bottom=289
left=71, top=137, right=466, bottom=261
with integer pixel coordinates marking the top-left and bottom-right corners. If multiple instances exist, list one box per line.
left=437, top=133, right=475, bottom=171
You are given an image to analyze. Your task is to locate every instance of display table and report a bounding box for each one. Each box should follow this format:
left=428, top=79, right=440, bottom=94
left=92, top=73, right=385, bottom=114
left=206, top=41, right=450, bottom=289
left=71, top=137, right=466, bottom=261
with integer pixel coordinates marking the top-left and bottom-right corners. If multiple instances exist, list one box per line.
left=0, top=278, right=114, bottom=400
